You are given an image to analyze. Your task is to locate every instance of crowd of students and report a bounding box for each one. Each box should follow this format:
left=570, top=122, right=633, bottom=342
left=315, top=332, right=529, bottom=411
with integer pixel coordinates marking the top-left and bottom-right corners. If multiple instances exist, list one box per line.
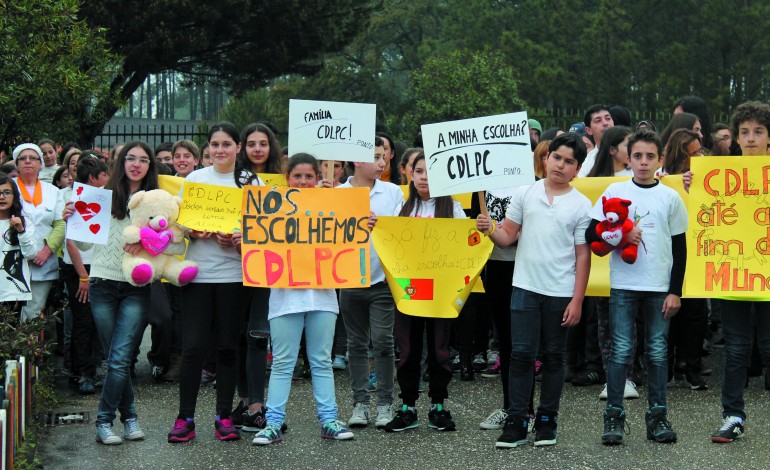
left=2, top=96, right=768, bottom=450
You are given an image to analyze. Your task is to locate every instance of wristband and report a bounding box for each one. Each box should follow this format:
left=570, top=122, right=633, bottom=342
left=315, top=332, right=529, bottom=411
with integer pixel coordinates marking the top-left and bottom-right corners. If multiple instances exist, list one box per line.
left=79, top=277, right=89, bottom=282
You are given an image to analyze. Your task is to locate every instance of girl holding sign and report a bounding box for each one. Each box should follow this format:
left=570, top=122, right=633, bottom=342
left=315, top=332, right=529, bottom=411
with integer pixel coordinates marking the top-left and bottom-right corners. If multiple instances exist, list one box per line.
left=168, top=122, right=262, bottom=443
left=250, top=153, right=354, bottom=445
left=0, top=172, right=36, bottom=307
left=384, top=152, right=465, bottom=433
left=62, top=141, right=161, bottom=445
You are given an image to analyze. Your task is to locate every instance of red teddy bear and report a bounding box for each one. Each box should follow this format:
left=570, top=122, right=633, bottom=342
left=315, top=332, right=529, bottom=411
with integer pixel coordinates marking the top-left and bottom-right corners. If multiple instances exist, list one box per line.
left=591, top=196, right=638, bottom=264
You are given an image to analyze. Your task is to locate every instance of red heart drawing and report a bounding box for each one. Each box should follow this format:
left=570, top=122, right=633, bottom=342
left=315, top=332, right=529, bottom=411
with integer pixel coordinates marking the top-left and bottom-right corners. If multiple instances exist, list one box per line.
left=74, top=201, right=101, bottom=221
left=89, top=224, right=100, bottom=234
left=76, top=186, right=84, bottom=195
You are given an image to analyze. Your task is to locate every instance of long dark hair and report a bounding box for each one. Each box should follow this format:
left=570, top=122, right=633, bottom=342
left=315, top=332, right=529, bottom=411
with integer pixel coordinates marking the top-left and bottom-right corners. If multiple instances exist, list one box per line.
left=209, top=122, right=259, bottom=188
left=587, top=126, right=632, bottom=177
left=398, top=153, right=454, bottom=218
left=239, top=122, right=282, bottom=174
left=0, top=173, right=26, bottom=245
left=377, top=132, right=401, bottom=185
left=663, top=129, right=701, bottom=175
left=108, top=141, right=159, bottom=220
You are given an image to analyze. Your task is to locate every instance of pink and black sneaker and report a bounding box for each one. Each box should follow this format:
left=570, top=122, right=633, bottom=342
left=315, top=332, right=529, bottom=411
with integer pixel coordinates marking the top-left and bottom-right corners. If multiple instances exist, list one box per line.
left=215, top=417, right=241, bottom=441
left=168, top=418, right=196, bottom=443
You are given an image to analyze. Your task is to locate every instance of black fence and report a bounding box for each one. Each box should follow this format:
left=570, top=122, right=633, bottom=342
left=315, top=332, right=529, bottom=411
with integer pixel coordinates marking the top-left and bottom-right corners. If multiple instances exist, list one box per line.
left=93, top=123, right=207, bottom=151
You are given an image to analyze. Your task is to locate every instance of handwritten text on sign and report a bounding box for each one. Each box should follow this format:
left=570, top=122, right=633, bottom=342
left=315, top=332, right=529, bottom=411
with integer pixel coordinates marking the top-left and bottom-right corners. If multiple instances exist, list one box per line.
left=421, top=111, right=534, bottom=197
left=241, top=186, right=371, bottom=288
left=177, top=182, right=243, bottom=233
left=686, top=157, right=770, bottom=297
left=372, top=217, right=493, bottom=318
left=288, top=99, right=376, bottom=162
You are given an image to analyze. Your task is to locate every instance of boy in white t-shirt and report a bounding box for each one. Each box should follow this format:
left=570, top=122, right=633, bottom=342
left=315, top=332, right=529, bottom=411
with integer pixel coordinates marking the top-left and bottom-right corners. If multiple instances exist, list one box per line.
left=587, top=129, right=687, bottom=446
left=476, top=133, right=592, bottom=448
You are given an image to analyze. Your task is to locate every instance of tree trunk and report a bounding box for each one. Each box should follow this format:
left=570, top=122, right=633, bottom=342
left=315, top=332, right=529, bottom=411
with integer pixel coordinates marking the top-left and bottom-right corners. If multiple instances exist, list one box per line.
left=146, top=75, right=153, bottom=119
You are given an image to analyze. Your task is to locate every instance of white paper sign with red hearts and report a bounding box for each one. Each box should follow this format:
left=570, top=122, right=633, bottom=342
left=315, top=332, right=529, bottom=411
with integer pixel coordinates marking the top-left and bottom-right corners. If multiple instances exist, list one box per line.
left=66, top=182, right=112, bottom=245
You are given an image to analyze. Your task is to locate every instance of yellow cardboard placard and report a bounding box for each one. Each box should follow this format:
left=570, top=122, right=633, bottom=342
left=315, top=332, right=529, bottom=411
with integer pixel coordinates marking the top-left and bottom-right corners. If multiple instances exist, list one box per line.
left=398, top=185, right=472, bottom=209
left=159, top=175, right=185, bottom=196
left=241, top=186, right=371, bottom=288
left=177, top=182, right=243, bottom=233
left=259, top=173, right=287, bottom=187
left=686, top=157, right=770, bottom=298
left=372, top=216, right=493, bottom=318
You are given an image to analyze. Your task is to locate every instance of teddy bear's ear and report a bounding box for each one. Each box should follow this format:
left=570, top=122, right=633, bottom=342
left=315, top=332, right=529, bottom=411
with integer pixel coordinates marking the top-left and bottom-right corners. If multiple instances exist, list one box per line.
left=621, top=199, right=632, bottom=207
left=128, top=191, right=144, bottom=209
left=602, top=196, right=608, bottom=205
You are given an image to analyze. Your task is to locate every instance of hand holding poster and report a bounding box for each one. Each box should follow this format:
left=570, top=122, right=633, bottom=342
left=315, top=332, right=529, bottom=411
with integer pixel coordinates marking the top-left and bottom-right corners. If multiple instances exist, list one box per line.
left=66, top=183, right=112, bottom=245
left=241, top=186, right=371, bottom=288
left=288, top=99, right=376, bottom=162
left=177, top=182, right=243, bottom=233
left=421, top=112, right=534, bottom=197
left=686, top=157, right=770, bottom=297
left=371, top=217, right=493, bottom=318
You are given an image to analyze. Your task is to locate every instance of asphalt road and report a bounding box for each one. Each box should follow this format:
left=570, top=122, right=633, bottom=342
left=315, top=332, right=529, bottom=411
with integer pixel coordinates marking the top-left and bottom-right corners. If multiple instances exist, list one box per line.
left=37, top=332, right=770, bottom=470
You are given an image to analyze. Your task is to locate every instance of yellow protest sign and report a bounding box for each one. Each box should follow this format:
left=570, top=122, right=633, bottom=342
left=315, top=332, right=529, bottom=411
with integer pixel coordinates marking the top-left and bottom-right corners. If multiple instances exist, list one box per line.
left=398, top=185, right=473, bottom=209
left=686, top=157, right=770, bottom=298
left=372, top=217, right=493, bottom=318
left=177, top=182, right=243, bottom=233
left=259, top=173, right=287, bottom=187
left=571, top=174, right=687, bottom=296
left=241, top=186, right=371, bottom=288
left=159, top=175, right=185, bottom=196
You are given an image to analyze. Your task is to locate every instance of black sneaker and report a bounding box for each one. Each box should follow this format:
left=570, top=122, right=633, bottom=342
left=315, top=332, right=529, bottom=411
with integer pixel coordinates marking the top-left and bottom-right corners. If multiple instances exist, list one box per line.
left=450, top=355, right=461, bottom=372
left=460, top=361, right=475, bottom=381
left=384, top=405, right=419, bottom=432
left=231, top=401, right=247, bottom=428
left=428, top=405, right=456, bottom=431
left=685, top=370, right=708, bottom=391
left=241, top=406, right=267, bottom=432
left=496, top=416, right=529, bottom=448
left=572, top=370, right=605, bottom=387
left=711, top=416, right=744, bottom=443
left=533, top=413, right=557, bottom=446
left=602, top=406, right=628, bottom=446
left=645, top=406, right=677, bottom=443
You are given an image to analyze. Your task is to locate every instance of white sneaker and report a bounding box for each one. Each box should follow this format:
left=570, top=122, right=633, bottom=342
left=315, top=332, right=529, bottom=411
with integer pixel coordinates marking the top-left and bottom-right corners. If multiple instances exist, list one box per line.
left=624, top=380, right=640, bottom=399
left=375, top=404, right=393, bottom=428
left=122, top=418, right=145, bottom=440
left=347, top=402, right=370, bottom=427
left=480, top=409, right=508, bottom=430
left=599, top=383, right=608, bottom=400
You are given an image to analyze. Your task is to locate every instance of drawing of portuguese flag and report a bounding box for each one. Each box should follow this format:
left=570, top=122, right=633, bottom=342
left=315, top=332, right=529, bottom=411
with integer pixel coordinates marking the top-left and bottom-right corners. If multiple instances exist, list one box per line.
left=395, top=278, right=434, bottom=300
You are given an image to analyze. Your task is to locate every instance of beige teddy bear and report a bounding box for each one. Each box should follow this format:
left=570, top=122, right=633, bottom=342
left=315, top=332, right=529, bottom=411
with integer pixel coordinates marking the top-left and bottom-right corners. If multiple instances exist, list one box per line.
left=122, top=189, right=198, bottom=286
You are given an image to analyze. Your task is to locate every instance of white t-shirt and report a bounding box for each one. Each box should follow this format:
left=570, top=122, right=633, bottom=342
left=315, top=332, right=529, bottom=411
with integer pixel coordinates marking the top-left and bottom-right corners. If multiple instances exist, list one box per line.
left=268, top=288, right=339, bottom=320
left=394, top=198, right=466, bottom=219
left=15, top=178, right=63, bottom=281
left=508, top=180, right=591, bottom=297
left=59, top=187, right=93, bottom=265
left=590, top=179, right=688, bottom=292
left=578, top=147, right=599, bottom=177
left=615, top=168, right=633, bottom=177
left=183, top=167, right=262, bottom=283
left=338, top=177, right=403, bottom=284
left=485, top=187, right=518, bottom=262
left=0, top=219, right=37, bottom=301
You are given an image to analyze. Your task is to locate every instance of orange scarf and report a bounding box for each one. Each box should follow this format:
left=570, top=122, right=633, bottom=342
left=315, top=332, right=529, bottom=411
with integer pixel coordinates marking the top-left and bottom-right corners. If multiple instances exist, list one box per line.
left=17, top=179, right=42, bottom=207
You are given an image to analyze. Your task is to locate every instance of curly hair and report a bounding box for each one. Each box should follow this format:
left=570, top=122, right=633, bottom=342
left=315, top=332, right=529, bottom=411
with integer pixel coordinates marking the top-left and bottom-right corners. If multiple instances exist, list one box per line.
left=730, top=101, right=770, bottom=140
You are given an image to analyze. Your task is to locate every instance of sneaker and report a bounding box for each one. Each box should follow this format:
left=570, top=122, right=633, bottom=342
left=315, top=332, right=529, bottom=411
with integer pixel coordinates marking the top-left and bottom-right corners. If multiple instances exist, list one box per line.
left=481, top=357, right=501, bottom=378
left=645, top=406, right=677, bottom=443
left=450, top=355, right=461, bottom=372
left=685, top=370, right=708, bottom=391
left=252, top=423, right=283, bottom=445
left=624, top=379, right=640, bottom=399
left=367, top=372, right=377, bottom=392
left=231, top=401, right=247, bottom=428
left=78, top=376, right=96, bottom=395
left=347, top=402, right=370, bottom=428
left=214, top=417, right=241, bottom=441
left=472, top=353, right=486, bottom=371
left=200, top=369, right=216, bottom=386
left=711, top=416, right=745, bottom=443
left=480, top=409, right=508, bottom=430
left=332, top=356, right=347, bottom=370
left=533, top=413, right=557, bottom=447
left=151, top=364, right=165, bottom=383
left=321, top=420, right=354, bottom=440
left=487, top=350, right=499, bottom=365
left=96, top=423, right=123, bottom=445
left=460, top=360, right=475, bottom=381
left=599, top=384, right=608, bottom=400
left=495, top=416, right=529, bottom=448
left=572, top=370, right=605, bottom=386
left=428, top=404, right=456, bottom=431
left=384, top=405, right=419, bottom=432
left=602, top=406, right=628, bottom=446
left=375, top=404, right=393, bottom=428
left=122, top=418, right=145, bottom=441
left=168, top=418, right=196, bottom=443
left=242, top=406, right=267, bottom=432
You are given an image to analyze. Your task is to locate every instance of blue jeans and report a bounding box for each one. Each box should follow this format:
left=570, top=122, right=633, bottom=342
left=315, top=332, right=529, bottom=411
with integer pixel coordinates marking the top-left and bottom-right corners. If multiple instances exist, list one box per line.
left=507, top=288, right=570, bottom=417
left=719, top=300, right=770, bottom=419
left=90, top=278, right=150, bottom=425
left=607, top=289, right=668, bottom=409
left=265, top=311, right=338, bottom=426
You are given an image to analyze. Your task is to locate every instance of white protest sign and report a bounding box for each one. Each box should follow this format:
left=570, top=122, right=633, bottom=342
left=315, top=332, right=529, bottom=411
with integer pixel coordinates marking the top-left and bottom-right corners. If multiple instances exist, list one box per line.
left=288, top=99, right=376, bottom=162
left=421, top=111, right=534, bottom=197
left=66, top=182, right=112, bottom=245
